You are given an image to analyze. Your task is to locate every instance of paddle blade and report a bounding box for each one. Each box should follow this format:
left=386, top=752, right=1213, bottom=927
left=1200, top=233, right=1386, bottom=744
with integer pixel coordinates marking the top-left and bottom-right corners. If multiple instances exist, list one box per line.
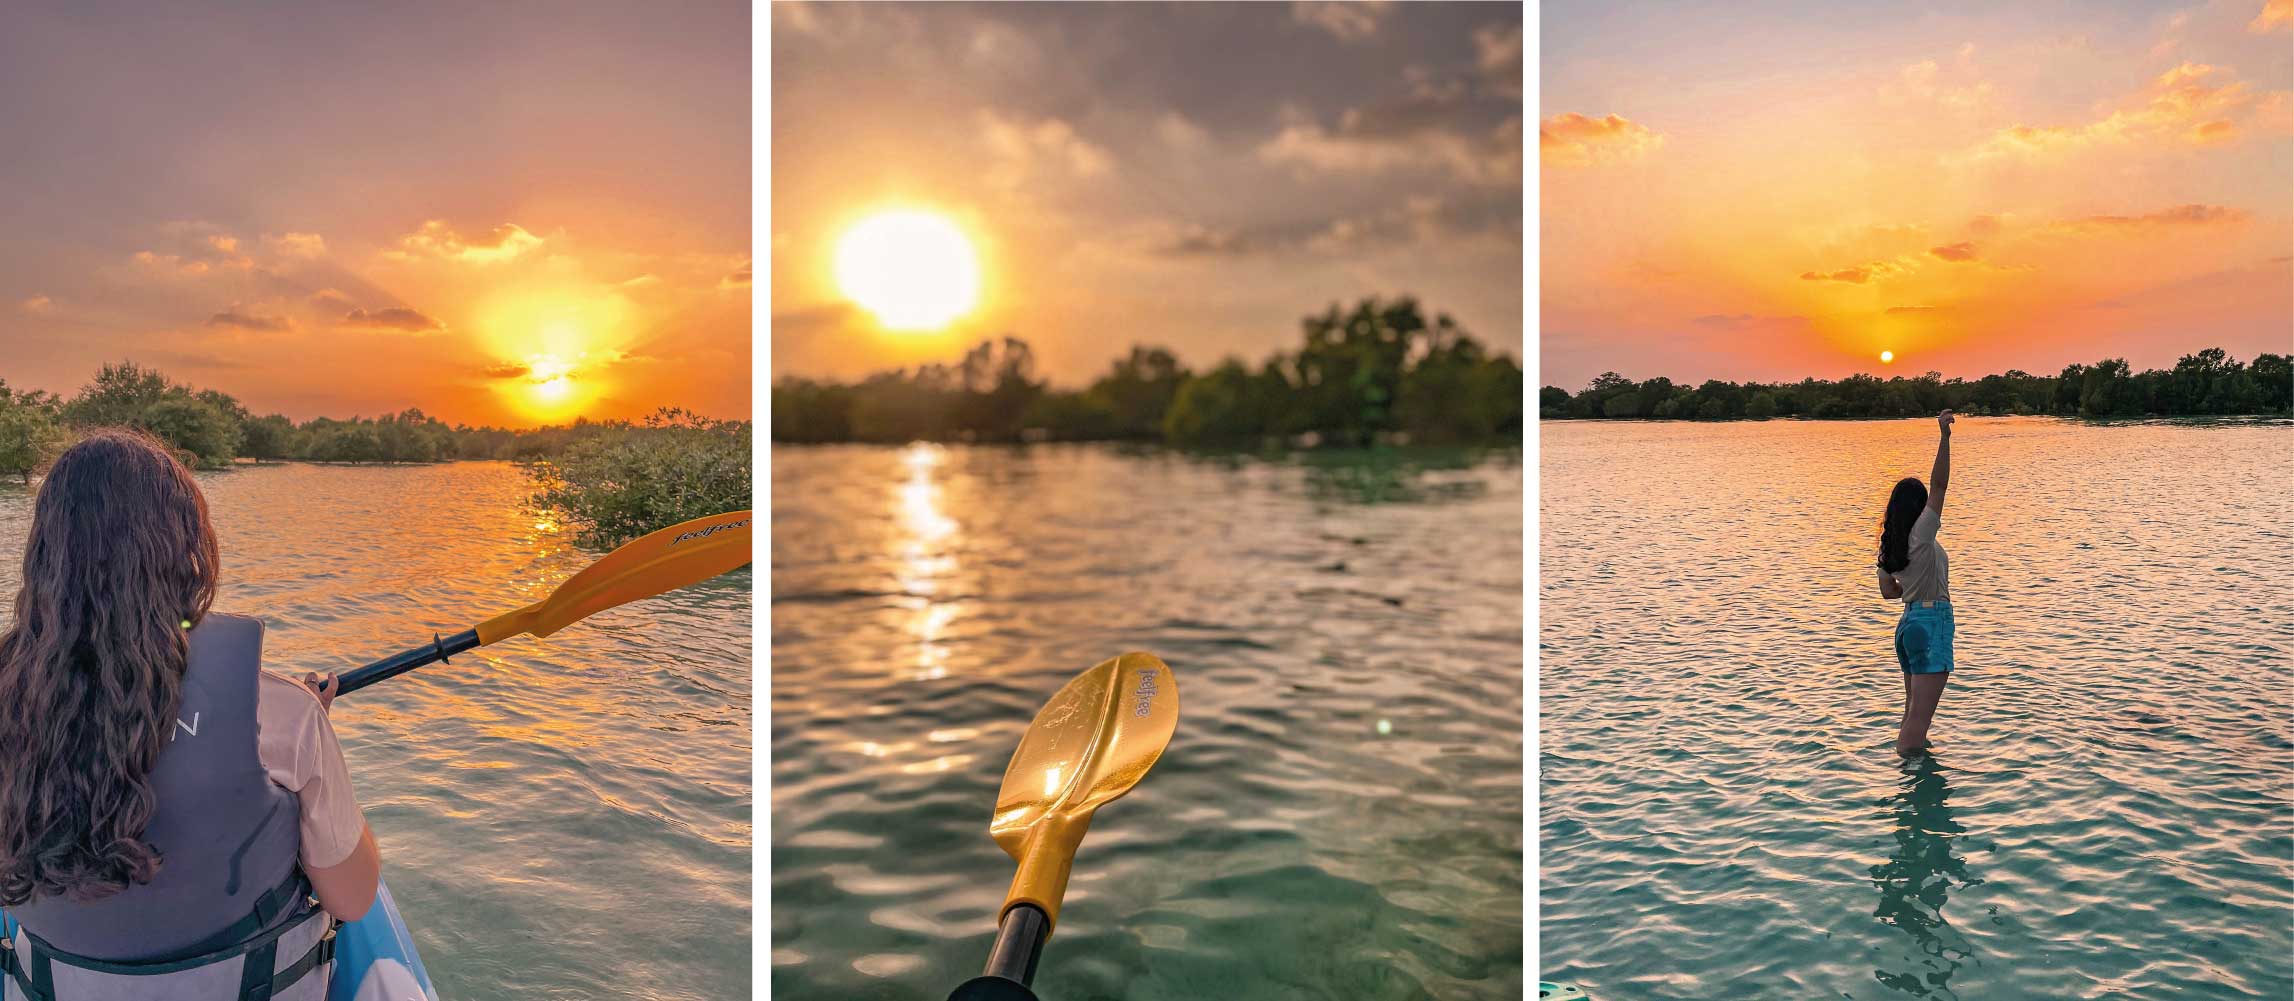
left=476, top=510, right=753, bottom=645
left=989, top=651, right=1178, bottom=929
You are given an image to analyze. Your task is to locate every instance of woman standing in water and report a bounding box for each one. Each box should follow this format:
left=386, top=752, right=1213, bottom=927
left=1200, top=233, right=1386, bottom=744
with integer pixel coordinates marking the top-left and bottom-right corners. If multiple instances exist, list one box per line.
left=0, top=430, right=378, bottom=1000
left=1877, top=411, right=1954, bottom=757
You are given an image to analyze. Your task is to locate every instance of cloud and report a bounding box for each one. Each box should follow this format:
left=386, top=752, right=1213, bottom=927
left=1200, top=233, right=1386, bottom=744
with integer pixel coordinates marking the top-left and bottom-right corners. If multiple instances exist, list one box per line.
left=390, top=220, right=543, bottom=263
left=481, top=362, right=531, bottom=379
left=1147, top=193, right=1517, bottom=258
left=1886, top=305, right=1944, bottom=315
left=341, top=306, right=445, bottom=332
left=1473, top=22, right=1523, bottom=98
left=1540, top=113, right=1663, bottom=167
left=618, top=273, right=661, bottom=289
left=1263, top=110, right=1521, bottom=184
left=205, top=309, right=292, bottom=331
left=2049, top=203, right=2250, bottom=234
left=265, top=232, right=328, bottom=258
left=981, top=111, right=1113, bottom=187
left=1880, top=58, right=1994, bottom=110
left=1929, top=242, right=1980, bottom=262
left=718, top=261, right=752, bottom=290
left=1798, top=260, right=1912, bottom=284
left=1292, top=1, right=1389, bottom=42
left=2253, top=0, right=2292, bottom=32
left=1156, top=111, right=1210, bottom=150
left=20, top=295, right=53, bottom=315
left=1962, top=63, right=2267, bottom=160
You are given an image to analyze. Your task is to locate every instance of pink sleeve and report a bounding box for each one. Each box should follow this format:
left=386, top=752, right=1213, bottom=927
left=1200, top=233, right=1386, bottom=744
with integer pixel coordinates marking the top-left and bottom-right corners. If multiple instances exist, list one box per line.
left=255, top=672, right=370, bottom=869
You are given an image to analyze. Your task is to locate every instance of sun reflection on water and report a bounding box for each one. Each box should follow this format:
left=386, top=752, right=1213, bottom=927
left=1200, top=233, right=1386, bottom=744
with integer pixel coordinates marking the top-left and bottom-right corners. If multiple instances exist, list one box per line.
left=896, top=443, right=959, bottom=680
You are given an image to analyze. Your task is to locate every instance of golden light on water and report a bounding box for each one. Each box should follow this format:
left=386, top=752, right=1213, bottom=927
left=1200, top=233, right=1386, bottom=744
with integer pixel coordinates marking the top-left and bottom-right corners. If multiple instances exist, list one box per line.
left=835, top=210, right=981, bottom=332
left=897, top=443, right=961, bottom=681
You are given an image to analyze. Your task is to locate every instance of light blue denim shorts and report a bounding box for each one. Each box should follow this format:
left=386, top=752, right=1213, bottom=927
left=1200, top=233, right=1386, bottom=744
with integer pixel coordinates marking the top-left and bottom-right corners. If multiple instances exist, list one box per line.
left=1894, top=600, right=1955, bottom=675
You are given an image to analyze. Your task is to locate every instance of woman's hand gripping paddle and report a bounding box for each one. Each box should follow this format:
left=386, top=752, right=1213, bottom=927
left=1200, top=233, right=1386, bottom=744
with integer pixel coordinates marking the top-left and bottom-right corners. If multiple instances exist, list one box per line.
left=948, top=652, right=1179, bottom=1001
left=336, top=510, right=753, bottom=695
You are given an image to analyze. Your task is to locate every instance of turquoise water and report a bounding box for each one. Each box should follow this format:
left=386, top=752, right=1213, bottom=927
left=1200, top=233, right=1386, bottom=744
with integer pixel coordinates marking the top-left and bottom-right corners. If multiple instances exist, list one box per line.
left=772, top=444, right=1524, bottom=1000
left=1540, top=417, right=2293, bottom=999
left=0, top=462, right=753, bottom=1001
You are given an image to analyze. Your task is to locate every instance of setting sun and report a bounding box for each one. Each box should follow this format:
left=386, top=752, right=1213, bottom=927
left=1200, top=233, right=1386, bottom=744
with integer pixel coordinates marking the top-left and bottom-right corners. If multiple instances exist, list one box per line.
left=834, top=210, right=980, bottom=332
left=1880, top=351, right=1894, bottom=364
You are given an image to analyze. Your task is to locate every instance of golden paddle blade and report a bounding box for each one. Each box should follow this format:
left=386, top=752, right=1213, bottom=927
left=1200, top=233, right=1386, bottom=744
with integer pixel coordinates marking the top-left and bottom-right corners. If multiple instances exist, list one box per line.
left=989, top=651, right=1179, bottom=931
left=476, top=510, right=753, bottom=644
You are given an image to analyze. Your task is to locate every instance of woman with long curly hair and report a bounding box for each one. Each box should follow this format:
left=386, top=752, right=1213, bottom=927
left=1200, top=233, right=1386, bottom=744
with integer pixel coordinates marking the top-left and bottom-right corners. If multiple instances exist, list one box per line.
left=1876, top=410, right=1956, bottom=758
left=0, top=430, right=379, bottom=1000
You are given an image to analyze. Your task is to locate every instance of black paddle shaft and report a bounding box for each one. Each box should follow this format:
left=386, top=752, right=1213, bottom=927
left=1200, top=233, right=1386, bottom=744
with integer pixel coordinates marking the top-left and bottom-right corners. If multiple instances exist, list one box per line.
left=946, top=903, right=1049, bottom=1001
left=337, top=629, right=482, bottom=696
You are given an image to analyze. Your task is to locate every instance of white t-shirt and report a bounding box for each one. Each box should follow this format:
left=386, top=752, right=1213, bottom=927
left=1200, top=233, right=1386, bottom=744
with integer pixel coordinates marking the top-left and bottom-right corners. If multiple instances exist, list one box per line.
left=254, top=671, right=368, bottom=869
left=1880, top=507, right=1949, bottom=603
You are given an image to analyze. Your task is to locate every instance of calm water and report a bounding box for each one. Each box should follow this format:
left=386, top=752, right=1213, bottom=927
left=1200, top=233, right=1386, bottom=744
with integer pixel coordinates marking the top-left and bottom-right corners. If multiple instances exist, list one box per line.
left=771, top=444, right=1524, bottom=1000
left=0, top=462, right=752, bottom=1001
left=1540, top=417, right=2293, bottom=999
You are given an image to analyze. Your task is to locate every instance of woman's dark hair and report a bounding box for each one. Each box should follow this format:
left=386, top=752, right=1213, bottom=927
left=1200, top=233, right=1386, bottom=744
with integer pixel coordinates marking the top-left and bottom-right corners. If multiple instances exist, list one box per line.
left=0, top=430, right=219, bottom=905
left=1878, top=476, right=1929, bottom=574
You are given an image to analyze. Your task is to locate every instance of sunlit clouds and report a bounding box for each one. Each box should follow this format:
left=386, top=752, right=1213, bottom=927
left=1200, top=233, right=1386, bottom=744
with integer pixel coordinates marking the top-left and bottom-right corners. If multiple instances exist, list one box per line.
left=0, top=3, right=748, bottom=426
left=1539, top=113, right=1664, bottom=167
left=1544, top=1, right=2292, bottom=388
left=773, top=2, right=1521, bottom=383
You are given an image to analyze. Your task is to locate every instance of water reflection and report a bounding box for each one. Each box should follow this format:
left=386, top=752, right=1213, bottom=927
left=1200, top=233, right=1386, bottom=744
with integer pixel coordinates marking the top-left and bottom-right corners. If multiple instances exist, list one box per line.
left=898, top=443, right=957, bottom=680
left=1869, top=755, right=1981, bottom=998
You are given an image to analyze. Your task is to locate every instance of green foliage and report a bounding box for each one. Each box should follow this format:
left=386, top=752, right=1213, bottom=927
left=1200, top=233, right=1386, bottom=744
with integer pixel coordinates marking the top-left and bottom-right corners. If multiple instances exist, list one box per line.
left=531, top=409, right=752, bottom=547
left=141, top=397, right=242, bottom=469
left=1542, top=348, right=2293, bottom=421
left=770, top=296, right=1522, bottom=448
left=240, top=414, right=299, bottom=461
left=0, top=389, right=68, bottom=483
left=62, top=361, right=174, bottom=429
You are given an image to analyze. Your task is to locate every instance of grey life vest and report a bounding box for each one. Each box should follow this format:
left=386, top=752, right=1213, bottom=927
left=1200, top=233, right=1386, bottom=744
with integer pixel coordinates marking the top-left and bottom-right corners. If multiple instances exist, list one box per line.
left=1, top=613, right=335, bottom=1001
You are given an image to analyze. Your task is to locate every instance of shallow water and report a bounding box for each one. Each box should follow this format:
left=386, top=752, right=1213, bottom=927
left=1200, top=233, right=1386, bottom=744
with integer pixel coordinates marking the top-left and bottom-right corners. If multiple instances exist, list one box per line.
left=771, top=444, right=1524, bottom=1000
left=0, top=462, right=752, bottom=1001
left=1539, top=417, right=2293, bottom=999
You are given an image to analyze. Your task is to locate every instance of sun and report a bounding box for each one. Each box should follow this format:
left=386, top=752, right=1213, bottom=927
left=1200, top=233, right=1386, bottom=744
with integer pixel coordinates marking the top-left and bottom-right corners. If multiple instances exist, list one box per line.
left=835, top=210, right=980, bottom=331
left=1880, top=350, right=1895, bottom=363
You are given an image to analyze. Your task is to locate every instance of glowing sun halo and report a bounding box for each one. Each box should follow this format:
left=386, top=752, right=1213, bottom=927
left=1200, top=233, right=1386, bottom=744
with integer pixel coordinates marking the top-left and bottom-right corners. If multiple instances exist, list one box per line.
left=835, top=210, right=980, bottom=332
left=1880, top=350, right=1895, bottom=363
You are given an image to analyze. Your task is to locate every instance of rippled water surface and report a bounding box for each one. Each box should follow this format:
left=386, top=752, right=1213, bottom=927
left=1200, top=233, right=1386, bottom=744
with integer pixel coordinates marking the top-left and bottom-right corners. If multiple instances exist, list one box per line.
left=772, top=444, right=1523, bottom=1000
left=1539, top=417, right=2293, bottom=999
left=0, top=462, right=752, bottom=1001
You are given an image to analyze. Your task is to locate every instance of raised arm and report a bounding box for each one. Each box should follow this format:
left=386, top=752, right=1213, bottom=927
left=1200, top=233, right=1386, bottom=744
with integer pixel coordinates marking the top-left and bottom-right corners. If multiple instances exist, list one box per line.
left=1928, top=410, right=1953, bottom=512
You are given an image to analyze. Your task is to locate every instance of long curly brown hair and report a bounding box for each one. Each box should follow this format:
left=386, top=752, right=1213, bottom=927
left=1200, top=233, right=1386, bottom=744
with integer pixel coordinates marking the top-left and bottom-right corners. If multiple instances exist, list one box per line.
left=0, top=430, right=220, bottom=905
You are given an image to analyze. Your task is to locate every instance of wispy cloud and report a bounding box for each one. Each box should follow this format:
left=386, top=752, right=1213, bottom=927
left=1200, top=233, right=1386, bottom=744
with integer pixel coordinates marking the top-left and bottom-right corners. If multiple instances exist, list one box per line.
left=341, top=306, right=445, bottom=332
left=2048, top=203, right=2251, bottom=235
left=2252, top=0, right=2292, bottom=33
left=20, top=295, right=54, bottom=315
left=206, top=309, right=292, bottom=331
left=1292, top=1, right=1389, bottom=42
left=1963, top=63, right=2270, bottom=160
left=1540, top=113, right=1663, bottom=167
left=388, top=220, right=543, bottom=264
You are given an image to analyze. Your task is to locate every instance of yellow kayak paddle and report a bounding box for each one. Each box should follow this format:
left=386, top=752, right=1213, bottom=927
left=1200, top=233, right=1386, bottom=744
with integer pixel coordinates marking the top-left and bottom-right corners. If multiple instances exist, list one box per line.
left=338, top=510, right=753, bottom=695
left=948, top=651, right=1180, bottom=1000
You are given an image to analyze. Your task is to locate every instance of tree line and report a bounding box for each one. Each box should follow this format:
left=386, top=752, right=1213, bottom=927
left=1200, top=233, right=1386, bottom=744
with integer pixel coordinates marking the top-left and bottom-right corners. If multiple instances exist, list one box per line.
left=1541, top=348, right=2292, bottom=422
left=772, top=296, right=1524, bottom=447
left=0, top=361, right=702, bottom=481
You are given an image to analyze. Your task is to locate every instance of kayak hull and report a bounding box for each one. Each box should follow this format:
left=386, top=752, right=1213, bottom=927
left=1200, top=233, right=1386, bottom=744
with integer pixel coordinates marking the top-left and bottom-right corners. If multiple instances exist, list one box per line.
left=329, top=879, right=438, bottom=1001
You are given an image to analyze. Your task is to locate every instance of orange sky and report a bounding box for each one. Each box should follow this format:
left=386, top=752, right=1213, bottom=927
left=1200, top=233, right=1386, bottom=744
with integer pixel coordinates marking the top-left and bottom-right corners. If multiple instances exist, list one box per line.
left=0, top=4, right=750, bottom=427
left=772, top=2, right=1524, bottom=385
left=1542, top=0, right=2293, bottom=389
